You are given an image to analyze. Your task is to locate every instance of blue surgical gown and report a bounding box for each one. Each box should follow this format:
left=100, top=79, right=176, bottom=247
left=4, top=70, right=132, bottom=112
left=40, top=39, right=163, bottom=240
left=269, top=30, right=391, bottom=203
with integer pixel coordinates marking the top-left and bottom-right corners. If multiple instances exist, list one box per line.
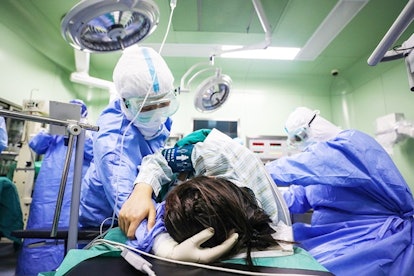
left=78, top=98, right=171, bottom=228
left=0, top=117, right=7, bottom=151
left=16, top=130, right=94, bottom=276
left=265, top=129, right=414, bottom=276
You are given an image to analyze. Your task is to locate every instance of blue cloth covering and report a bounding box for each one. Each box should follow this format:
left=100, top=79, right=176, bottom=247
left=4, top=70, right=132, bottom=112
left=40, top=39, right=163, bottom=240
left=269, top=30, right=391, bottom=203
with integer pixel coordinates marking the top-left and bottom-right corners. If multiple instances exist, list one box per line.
left=162, top=144, right=194, bottom=172
left=79, top=98, right=171, bottom=228
left=126, top=201, right=166, bottom=252
left=16, top=130, right=94, bottom=276
left=265, top=129, right=414, bottom=276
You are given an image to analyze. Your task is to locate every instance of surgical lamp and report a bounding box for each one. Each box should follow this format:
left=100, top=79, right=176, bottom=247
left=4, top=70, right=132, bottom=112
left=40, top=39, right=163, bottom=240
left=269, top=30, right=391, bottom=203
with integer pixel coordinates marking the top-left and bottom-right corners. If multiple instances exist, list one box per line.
left=61, top=0, right=160, bottom=52
left=180, top=57, right=232, bottom=113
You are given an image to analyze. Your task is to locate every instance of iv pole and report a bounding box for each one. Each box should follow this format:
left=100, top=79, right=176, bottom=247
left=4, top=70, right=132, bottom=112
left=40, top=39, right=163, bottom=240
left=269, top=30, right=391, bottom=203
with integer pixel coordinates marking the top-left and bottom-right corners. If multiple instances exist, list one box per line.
left=0, top=108, right=99, bottom=252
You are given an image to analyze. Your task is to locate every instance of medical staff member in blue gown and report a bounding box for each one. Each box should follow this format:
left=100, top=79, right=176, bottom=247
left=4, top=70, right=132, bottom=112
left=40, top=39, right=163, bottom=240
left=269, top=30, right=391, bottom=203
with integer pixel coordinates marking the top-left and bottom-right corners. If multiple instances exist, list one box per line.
left=16, top=100, right=93, bottom=276
left=265, top=106, right=414, bottom=276
left=78, top=45, right=179, bottom=229
left=0, top=116, right=7, bottom=151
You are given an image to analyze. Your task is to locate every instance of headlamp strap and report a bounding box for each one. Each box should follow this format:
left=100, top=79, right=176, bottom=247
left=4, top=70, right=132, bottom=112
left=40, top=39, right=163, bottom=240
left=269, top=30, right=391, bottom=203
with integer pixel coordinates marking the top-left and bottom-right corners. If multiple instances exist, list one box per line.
left=308, top=113, right=317, bottom=127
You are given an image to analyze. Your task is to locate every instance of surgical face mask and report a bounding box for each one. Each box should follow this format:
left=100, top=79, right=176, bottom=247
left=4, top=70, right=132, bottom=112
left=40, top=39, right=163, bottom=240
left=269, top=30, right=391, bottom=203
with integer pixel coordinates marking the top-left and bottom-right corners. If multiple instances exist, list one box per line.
left=135, top=120, right=163, bottom=140
left=121, top=103, right=165, bottom=140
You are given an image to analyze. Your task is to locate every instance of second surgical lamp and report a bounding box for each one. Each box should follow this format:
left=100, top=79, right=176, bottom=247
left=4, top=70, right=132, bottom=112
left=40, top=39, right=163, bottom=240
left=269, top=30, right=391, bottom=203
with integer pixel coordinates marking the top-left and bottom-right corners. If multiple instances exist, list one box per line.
left=180, top=57, right=232, bottom=113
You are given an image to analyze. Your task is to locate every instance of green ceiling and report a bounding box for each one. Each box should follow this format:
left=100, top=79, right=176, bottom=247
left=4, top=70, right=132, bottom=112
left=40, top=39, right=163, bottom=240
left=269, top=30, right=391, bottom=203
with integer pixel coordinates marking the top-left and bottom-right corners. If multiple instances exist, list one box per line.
left=0, top=0, right=414, bottom=85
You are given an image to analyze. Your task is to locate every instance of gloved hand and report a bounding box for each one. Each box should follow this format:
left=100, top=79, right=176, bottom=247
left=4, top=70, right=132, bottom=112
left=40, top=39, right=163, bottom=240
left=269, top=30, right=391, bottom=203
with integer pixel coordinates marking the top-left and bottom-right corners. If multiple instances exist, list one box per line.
left=152, top=228, right=239, bottom=263
left=175, top=129, right=211, bottom=147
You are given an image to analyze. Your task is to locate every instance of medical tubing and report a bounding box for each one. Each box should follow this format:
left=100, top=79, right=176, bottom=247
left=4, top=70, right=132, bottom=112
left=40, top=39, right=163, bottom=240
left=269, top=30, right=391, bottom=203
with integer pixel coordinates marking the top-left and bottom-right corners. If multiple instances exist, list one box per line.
left=108, top=62, right=155, bottom=230
left=90, top=239, right=299, bottom=276
left=121, top=247, right=156, bottom=276
left=158, top=0, right=176, bottom=54
left=108, top=56, right=157, bottom=228
left=170, top=0, right=177, bottom=9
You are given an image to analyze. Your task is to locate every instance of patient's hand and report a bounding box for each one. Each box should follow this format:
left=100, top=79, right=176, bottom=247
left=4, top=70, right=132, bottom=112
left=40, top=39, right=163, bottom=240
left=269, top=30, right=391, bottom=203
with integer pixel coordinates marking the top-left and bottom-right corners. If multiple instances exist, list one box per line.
left=119, top=183, right=156, bottom=239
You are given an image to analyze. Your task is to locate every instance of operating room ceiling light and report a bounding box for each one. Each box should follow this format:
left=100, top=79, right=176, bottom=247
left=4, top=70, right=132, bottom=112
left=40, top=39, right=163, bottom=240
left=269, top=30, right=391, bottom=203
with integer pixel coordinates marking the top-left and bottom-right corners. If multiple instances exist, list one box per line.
left=194, top=69, right=232, bottom=113
left=180, top=58, right=232, bottom=113
left=61, top=0, right=160, bottom=52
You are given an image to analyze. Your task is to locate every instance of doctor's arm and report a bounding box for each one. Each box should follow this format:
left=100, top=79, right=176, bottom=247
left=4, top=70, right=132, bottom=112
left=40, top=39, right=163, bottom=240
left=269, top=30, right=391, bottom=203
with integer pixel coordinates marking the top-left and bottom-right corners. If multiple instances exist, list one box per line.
left=28, top=130, right=54, bottom=154
left=265, top=138, right=369, bottom=188
left=119, top=152, right=174, bottom=239
left=118, top=183, right=156, bottom=239
left=282, top=185, right=312, bottom=213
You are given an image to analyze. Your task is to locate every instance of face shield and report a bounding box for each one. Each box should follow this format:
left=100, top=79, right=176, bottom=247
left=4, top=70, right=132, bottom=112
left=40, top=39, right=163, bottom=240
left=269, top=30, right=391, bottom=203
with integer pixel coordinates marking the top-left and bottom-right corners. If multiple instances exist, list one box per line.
left=123, top=90, right=179, bottom=124
left=286, top=111, right=319, bottom=149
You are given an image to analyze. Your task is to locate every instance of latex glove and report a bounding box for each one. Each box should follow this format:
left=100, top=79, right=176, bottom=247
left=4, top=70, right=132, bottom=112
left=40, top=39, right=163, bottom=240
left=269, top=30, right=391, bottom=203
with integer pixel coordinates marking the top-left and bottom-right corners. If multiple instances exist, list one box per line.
left=175, top=129, right=211, bottom=147
left=119, top=183, right=156, bottom=239
left=152, top=228, right=239, bottom=263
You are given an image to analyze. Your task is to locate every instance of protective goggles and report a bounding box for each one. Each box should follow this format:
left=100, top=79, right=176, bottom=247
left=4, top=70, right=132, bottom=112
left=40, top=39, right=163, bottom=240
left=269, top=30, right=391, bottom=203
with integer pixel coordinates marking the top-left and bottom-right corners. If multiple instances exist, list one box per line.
left=123, top=91, right=179, bottom=123
left=286, top=112, right=317, bottom=146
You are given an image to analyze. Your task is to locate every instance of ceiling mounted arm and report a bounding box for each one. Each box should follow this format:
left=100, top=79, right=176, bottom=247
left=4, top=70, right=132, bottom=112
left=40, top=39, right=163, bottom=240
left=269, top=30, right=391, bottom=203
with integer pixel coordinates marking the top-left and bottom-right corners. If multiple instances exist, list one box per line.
left=179, top=56, right=214, bottom=92
left=367, top=0, right=414, bottom=66
left=251, top=0, right=272, bottom=47
left=216, top=0, right=272, bottom=57
left=70, top=49, right=115, bottom=94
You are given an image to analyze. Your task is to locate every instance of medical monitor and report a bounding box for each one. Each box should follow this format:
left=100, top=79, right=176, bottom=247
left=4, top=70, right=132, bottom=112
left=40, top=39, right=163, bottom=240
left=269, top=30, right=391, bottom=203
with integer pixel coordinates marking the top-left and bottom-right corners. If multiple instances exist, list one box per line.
left=193, top=119, right=239, bottom=138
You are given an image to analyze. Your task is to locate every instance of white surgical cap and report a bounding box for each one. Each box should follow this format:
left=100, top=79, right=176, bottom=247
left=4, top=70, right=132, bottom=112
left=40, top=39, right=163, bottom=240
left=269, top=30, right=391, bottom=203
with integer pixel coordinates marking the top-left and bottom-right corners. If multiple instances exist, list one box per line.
left=113, top=45, right=174, bottom=100
left=285, top=106, right=342, bottom=143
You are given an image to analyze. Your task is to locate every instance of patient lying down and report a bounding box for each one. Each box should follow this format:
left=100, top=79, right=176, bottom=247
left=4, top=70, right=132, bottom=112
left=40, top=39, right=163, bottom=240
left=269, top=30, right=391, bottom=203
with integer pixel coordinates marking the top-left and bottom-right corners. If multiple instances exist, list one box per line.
left=119, top=129, right=294, bottom=266
left=164, top=175, right=288, bottom=266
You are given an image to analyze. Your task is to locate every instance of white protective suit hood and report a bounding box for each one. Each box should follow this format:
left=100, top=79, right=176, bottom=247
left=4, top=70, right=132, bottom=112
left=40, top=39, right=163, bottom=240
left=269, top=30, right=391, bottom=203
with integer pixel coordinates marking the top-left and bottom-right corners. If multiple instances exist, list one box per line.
left=113, top=45, right=177, bottom=138
left=285, top=107, right=342, bottom=148
left=113, top=45, right=174, bottom=99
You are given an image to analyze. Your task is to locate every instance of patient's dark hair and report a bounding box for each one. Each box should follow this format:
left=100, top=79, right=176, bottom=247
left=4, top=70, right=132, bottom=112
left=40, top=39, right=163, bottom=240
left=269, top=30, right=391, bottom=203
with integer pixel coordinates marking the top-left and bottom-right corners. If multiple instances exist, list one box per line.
left=164, top=175, right=280, bottom=266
